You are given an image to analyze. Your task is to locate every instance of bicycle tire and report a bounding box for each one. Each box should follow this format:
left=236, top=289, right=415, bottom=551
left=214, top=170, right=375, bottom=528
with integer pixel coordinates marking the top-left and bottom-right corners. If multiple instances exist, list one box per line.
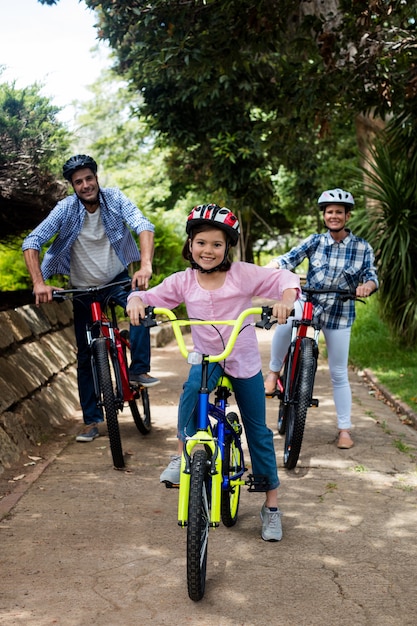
left=187, top=449, right=210, bottom=602
left=221, top=412, right=242, bottom=528
left=130, top=387, right=151, bottom=435
left=120, top=329, right=152, bottom=435
left=284, top=337, right=315, bottom=470
left=93, top=337, right=125, bottom=469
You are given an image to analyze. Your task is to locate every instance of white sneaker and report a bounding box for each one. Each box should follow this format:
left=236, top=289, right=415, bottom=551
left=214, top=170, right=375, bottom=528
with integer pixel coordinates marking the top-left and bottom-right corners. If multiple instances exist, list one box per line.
left=260, top=503, right=283, bottom=541
left=160, top=455, right=181, bottom=484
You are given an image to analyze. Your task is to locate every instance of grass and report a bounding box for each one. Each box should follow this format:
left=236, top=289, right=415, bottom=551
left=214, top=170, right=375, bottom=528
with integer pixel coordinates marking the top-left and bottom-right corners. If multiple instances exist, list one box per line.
left=349, top=296, right=417, bottom=413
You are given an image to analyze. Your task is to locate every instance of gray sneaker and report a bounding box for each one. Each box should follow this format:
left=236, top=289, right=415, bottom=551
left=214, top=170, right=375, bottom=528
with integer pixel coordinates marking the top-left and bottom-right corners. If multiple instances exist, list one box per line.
left=260, top=503, right=283, bottom=541
left=160, top=455, right=181, bottom=484
left=76, top=425, right=100, bottom=443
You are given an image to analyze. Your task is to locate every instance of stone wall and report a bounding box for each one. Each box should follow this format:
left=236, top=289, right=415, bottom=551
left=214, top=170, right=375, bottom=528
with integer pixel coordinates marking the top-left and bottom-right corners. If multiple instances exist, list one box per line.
left=0, top=301, right=79, bottom=474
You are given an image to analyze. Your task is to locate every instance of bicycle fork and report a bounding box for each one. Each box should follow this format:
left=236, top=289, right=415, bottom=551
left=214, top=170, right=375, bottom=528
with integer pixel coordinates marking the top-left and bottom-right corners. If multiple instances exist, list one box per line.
left=177, top=376, right=244, bottom=528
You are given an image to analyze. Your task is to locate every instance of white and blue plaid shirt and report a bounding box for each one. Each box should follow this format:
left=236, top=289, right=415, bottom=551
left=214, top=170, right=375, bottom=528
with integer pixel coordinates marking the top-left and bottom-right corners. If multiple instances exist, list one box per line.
left=274, top=230, right=379, bottom=329
left=22, top=187, right=155, bottom=280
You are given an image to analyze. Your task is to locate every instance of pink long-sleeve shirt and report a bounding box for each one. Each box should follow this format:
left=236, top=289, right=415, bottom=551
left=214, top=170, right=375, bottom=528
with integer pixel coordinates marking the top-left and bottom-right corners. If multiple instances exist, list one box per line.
left=128, top=262, right=300, bottom=378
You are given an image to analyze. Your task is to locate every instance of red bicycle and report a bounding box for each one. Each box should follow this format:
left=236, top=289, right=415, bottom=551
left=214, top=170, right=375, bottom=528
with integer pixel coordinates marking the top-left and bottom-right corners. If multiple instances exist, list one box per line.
left=53, top=279, right=151, bottom=469
left=265, top=287, right=363, bottom=470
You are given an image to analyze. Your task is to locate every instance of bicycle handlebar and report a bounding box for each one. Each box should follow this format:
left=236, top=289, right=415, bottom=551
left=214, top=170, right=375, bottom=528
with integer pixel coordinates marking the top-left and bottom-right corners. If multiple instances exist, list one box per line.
left=302, top=286, right=364, bottom=303
left=52, top=278, right=132, bottom=300
left=142, top=306, right=274, bottom=363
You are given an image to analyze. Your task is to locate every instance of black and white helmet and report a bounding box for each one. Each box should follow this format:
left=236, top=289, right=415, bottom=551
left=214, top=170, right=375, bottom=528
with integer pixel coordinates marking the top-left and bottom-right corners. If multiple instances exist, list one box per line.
left=63, top=154, right=98, bottom=181
left=318, top=188, right=354, bottom=210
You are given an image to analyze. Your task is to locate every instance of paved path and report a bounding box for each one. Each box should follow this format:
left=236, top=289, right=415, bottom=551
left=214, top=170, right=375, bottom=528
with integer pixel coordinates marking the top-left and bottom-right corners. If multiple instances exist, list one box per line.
left=1, top=329, right=417, bottom=625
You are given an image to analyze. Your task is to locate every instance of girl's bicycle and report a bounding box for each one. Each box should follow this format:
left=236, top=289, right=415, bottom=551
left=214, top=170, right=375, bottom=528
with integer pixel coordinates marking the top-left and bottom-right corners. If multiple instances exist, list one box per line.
left=267, top=286, right=363, bottom=470
left=53, top=279, right=151, bottom=469
left=142, top=305, right=274, bottom=602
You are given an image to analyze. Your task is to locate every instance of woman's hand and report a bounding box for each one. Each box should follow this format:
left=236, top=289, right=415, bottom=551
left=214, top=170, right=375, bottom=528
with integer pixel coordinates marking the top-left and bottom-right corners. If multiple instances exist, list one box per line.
left=126, top=295, right=146, bottom=326
left=356, top=280, right=377, bottom=298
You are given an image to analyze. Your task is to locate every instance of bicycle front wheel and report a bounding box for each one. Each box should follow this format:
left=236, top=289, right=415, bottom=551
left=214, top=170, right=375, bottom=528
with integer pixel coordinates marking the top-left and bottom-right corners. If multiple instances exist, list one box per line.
left=284, top=337, right=316, bottom=470
left=130, top=387, right=151, bottom=435
left=187, top=449, right=210, bottom=602
left=93, top=337, right=125, bottom=469
left=221, top=412, right=242, bottom=528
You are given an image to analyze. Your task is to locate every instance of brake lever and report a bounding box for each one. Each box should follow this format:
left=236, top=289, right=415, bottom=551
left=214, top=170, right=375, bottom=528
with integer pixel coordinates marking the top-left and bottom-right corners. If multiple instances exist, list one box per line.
left=141, top=305, right=158, bottom=327
left=255, top=306, right=276, bottom=330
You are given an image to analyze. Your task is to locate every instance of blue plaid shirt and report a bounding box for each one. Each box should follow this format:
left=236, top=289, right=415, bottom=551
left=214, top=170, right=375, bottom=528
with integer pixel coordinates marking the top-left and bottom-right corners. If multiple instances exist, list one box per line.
left=274, top=230, right=379, bottom=329
left=22, top=187, right=155, bottom=280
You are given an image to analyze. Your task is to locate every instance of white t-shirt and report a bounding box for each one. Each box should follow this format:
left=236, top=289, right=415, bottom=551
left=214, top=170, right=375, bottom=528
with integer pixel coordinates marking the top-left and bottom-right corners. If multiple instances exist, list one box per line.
left=70, top=208, right=125, bottom=287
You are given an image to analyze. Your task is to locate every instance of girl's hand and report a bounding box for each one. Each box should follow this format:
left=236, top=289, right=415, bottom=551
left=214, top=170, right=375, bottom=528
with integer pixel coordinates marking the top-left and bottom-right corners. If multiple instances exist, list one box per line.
left=272, top=287, right=298, bottom=324
left=126, top=295, right=146, bottom=326
left=272, top=300, right=294, bottom=325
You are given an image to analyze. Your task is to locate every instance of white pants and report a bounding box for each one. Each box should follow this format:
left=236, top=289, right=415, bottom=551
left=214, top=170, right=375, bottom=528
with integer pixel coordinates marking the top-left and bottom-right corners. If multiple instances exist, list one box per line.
left=269, top=300, right=352, bottom=430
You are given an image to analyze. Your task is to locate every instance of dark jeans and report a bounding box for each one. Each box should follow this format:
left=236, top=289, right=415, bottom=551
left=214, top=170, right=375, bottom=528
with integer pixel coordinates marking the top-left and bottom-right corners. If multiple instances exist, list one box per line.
left=73, top=271, right=151, bottom=425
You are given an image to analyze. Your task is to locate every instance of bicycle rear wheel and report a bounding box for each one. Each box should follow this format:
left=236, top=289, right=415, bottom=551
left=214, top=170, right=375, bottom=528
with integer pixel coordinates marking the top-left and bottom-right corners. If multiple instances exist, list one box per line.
left=187, top=449, right=210, bottom=602
left=129, top=388, right=151, bottom=435
left=120, top=329, right=152, bottom=435
left=221, top=412, right=242, bottom=528
left=283, top=337, right=315, bottom=470
left=93, top=337, right=125, bottom=469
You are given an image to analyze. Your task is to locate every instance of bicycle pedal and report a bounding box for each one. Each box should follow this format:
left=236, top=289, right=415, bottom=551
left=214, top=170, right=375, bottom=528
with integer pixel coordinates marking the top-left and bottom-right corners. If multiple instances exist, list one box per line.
left=245, top=474, right=269, bottom=492
left=265, top=389, right=282, bottom=399
left=162, top=481, right=180, bottom=489
left=310, top=398, right=319, bottom=407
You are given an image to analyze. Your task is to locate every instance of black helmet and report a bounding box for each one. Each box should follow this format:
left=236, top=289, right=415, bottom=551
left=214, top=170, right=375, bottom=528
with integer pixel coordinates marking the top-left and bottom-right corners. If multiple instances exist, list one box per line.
left=186, top=204, right=240, bottom=246
left=63, top=155, right=98, bottom=181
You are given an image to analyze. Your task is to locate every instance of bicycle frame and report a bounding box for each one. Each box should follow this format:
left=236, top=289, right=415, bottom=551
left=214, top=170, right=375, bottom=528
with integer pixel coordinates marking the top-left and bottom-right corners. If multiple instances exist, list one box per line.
left=87, top=298, right=135, bottom=408
left=282, top=287, right=359, bottom=404
left=280, top=297, right=320, bottom=406
left=143, top=306, right=268, bottom=527
left=55, top=280, right=134, bottom=407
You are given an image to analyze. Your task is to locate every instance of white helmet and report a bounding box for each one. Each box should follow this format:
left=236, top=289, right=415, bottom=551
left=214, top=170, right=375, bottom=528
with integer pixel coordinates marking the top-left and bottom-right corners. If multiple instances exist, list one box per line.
left=318, top=188, right=354, bottom=210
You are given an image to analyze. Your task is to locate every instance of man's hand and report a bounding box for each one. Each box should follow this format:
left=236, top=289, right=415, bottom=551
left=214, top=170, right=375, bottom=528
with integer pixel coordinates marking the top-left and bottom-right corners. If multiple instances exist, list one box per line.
left=131, top=262, right=153, bottom=291
left=32, top=282, right=61, bottom=306
left=126, top=295, right=146, bottom=326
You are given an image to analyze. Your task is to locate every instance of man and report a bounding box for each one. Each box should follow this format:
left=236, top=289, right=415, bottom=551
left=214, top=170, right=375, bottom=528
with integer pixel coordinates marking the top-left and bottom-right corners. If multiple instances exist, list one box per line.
left=22, top=154, right=159, bottom=442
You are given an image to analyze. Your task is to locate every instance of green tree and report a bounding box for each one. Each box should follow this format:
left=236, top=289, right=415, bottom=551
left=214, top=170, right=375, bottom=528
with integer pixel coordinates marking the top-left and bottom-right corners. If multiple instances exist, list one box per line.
left=0, top=79, right=70, bottom=241
left=38, top=0, right=417, bottom=260
left=0, top=79, right=71, bottom=291
left=351, top=124, right=417, bottom=346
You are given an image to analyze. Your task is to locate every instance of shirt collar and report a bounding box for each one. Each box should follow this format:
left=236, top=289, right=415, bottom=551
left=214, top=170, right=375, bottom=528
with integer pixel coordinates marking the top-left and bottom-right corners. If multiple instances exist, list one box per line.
left=325, top=228, right=351, bottom=245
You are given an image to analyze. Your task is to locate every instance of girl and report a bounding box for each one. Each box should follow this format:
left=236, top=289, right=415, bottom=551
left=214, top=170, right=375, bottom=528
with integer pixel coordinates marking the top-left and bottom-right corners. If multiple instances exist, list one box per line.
left=127, top=204, right=300, bottom=541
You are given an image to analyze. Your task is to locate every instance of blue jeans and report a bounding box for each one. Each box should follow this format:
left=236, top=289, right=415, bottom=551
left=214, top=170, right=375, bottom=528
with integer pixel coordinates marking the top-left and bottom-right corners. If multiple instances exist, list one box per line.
left=73, top=271, right=151, bottom=425
left=178, top=363, right=279, bottom=491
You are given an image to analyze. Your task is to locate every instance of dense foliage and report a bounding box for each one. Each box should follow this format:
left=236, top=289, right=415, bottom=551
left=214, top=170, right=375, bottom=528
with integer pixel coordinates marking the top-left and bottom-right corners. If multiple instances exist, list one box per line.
left=0, top=80, right=69, bottom=241
left=38, top=0, right=417, bottom=260
left=351, top=120, right=417, bottom=346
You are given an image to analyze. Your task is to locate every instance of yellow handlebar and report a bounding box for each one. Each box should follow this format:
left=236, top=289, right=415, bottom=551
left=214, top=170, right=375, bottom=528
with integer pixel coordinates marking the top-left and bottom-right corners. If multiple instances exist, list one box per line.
left=151, top=307, right=264, bottom=363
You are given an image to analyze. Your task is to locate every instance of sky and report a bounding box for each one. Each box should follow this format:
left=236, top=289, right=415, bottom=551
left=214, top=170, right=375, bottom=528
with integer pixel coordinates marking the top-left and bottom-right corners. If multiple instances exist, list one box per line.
left=0, top=0, right=110, bottom=125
